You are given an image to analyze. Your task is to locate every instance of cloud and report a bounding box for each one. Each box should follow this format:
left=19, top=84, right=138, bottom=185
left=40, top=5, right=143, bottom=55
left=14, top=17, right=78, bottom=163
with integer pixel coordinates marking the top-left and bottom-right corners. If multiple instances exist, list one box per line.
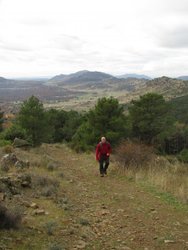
left=159, top=26, right=188, bottom=49
left=0, top=0, right=188, bottom=77
left=18, top=17, right=55, bottom=27
left=164, top=0, right=188, bottom=14
left=51, top=34, right=85, bottom=52
left=0, top=42, right=32, bottom=52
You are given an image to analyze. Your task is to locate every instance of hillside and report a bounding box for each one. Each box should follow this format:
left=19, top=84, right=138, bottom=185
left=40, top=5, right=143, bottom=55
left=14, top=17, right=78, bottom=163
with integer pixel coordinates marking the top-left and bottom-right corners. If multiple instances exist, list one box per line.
left=0, top=144, right=187, bottom=250
left=145, top=76, right=188, bottom=98
left=44, top=74, right=188, bottom=111
left=0, top=77, right=16, bottom=88
left=126, top=76, right=188, bottom=102
left=1, top=72, right=188, bottom=112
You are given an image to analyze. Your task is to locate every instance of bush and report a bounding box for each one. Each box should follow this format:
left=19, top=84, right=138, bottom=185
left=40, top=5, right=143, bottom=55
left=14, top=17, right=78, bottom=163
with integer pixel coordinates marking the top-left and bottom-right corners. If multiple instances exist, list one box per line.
left=47, top=162, right=59, bottom=171
left=2, top=123, right=27, bottom=141
left=41, top=186, right=57, bottom=197
left=3, top=145, right=14, bottom=154
left=33, top=175, right=60, bottom=188
left=0, top=139, right=11, bottom=147
left=178, top=149, right=188, bottom=163
left=48, top=243, right=64, bottom=250
left=114, top=140, right=155, bottom=170
left=44, top=221, right=57, bottom=235
left=32, top=175, right=60, bottom=197
left=155, top=123, right=188, bottom=154
left=0, top=204, right=22, bottom=229
left=58, top=172, right=64, bottom=178
left=78, top=218, right=90, bottom=226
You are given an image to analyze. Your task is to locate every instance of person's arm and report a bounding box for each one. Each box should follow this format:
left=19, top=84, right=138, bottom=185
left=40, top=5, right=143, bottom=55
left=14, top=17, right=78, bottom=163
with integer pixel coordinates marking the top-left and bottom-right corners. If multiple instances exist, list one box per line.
left=96, top=144, right=100, bottom=161
left=107, top=143, right=112, bottom=156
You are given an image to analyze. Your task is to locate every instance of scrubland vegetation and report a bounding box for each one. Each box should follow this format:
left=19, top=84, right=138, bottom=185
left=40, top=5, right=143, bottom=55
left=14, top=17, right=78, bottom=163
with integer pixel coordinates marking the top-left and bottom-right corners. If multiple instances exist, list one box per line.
left=0, top=111, right=187, bottom=250
left=0, top=93, right=188, bottom=205
left=114, top=140, right=188, bottom=204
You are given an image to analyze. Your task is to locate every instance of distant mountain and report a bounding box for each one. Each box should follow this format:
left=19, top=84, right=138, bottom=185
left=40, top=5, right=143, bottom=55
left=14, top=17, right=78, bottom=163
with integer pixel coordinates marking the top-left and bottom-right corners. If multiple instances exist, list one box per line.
left=178, top=76, right=188, bottom=81
left=13, top=77, right=50, bottom=81
left=0, top=77, right=7, bottom=82
left=0, top=76, right=45, bottom=89
left=0, top=76, right=16, bottom=87
left=117, top=74, right=152, bottom=80
left=48, top=70, right=116, bottom=85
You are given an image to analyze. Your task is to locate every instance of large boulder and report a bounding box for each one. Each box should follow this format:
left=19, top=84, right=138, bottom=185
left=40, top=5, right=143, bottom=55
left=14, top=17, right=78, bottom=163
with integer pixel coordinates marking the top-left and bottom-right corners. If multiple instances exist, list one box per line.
left=1, top=153, right=30, bottom=172
left=12, top=138, right=30, bottom=148
left=0, top=173, right=32, bottom=197
left=1, top=154, right=18, bottom=172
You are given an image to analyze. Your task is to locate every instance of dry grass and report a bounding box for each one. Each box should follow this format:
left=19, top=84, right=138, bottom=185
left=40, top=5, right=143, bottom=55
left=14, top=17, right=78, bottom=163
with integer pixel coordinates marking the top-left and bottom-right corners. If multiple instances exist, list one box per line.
left=115, top=141, right=188, bottom=204
left=114, top=140, right=155, bottom=170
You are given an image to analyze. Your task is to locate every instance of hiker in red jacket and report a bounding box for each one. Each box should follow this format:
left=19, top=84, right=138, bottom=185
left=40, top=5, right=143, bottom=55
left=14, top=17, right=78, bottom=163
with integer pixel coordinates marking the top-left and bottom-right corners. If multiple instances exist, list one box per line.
left=96, top=137, right=112, bottom=177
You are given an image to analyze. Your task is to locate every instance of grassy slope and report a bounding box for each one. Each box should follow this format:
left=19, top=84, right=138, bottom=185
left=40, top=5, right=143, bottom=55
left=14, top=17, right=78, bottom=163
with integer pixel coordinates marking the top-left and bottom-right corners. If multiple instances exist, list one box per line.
left=0, top=144, right=187, bottom=250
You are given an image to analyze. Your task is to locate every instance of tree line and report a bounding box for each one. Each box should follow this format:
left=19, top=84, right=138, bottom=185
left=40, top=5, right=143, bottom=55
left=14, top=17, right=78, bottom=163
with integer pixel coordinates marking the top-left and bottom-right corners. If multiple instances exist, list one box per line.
left=1, top=93, right=188, bottom=161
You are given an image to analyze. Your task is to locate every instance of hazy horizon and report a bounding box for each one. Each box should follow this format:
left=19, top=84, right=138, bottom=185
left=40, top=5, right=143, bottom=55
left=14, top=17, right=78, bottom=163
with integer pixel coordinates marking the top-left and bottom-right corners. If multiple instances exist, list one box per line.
left=1, top=69, right=188, bottom=80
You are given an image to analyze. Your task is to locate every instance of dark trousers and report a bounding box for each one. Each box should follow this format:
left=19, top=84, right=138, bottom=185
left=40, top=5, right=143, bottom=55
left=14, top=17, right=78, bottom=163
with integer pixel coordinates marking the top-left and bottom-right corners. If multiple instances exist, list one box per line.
left=99, top=155, right=109, bottom=174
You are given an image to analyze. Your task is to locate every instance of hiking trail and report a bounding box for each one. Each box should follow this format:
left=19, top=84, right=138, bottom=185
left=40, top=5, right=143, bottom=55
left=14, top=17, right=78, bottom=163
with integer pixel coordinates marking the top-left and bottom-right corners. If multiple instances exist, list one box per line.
left=0, top=144, right=187, bottom=250
left=50, top=145, right=188, bottom=250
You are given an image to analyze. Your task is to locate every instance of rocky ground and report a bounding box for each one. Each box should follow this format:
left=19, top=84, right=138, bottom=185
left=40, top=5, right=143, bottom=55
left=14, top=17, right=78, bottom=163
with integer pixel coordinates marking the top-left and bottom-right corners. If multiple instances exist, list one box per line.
left=0, top=144, right=187, bottom=250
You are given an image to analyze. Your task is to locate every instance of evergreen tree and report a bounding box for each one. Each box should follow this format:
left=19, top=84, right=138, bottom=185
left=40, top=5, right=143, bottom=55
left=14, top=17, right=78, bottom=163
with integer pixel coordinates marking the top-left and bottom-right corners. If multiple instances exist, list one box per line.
left=18, top=96, right=49, bottom=146
left=129, top=93, right=171, bottom=143
left=72, top=97, right=127, bottom=151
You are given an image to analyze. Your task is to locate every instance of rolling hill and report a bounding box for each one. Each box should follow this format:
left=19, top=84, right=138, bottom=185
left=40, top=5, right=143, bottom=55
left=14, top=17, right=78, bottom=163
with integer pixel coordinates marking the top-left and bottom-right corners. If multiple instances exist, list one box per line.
left=129, top=76, right=188, bottom=100
left=178, top=76, right=188, bottom=80
left=117, top=73, right=152, bottom=80
left=47, top=70, right=115, bottom=85
left=1, top=71, right=188, bottom=112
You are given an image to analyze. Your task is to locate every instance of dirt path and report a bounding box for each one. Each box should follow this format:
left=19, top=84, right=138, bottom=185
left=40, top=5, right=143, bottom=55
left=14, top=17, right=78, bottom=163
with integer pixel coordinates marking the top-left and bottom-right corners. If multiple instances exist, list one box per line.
left=50, top=146, right=188, bottom=250
left=0, top=145, right=187, bottom=250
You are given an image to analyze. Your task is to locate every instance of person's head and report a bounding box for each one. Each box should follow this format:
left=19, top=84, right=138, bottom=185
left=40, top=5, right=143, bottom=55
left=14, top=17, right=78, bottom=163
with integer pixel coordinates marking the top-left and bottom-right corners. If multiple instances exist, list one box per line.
left=101, top=136, right=106, bottom=144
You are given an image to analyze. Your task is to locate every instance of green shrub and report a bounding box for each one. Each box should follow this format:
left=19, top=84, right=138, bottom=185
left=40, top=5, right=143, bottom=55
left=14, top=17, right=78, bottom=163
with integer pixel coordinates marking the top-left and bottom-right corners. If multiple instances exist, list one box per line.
left=178, top=149, right=188, bottom=163
left=32, top=175, right=60, bottom=197
left=0, top=204, right=22, bottom=229
left=47, top=162, right=58, bottom=171
left=48, top=243, right=64, bottom=250
left=2, top=123, right=27, bottom=141
left=0, top=139, right=11, bottom=147
left=33, top=175, right=60, bottom=188
left=78, top=218, right=90, bottom=226
left=41, top=186, right=57, bottom=197
left=44, top=221, right=57, bottom=235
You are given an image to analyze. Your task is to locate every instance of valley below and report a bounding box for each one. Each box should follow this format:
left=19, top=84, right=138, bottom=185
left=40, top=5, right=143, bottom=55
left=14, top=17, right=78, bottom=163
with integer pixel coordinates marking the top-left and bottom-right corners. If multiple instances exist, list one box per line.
left=1, top=70, right=188, bottom=113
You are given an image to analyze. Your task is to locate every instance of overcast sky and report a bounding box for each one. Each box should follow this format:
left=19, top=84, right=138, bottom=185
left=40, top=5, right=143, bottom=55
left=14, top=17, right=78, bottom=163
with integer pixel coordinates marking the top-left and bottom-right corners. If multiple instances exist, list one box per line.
left=0, top=0, right=188, bottom=78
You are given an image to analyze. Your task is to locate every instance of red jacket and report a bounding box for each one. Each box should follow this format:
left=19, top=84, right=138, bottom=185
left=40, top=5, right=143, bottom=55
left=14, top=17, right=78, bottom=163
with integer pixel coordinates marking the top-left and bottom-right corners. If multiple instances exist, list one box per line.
left=96, top=142, right=112, bottom=161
